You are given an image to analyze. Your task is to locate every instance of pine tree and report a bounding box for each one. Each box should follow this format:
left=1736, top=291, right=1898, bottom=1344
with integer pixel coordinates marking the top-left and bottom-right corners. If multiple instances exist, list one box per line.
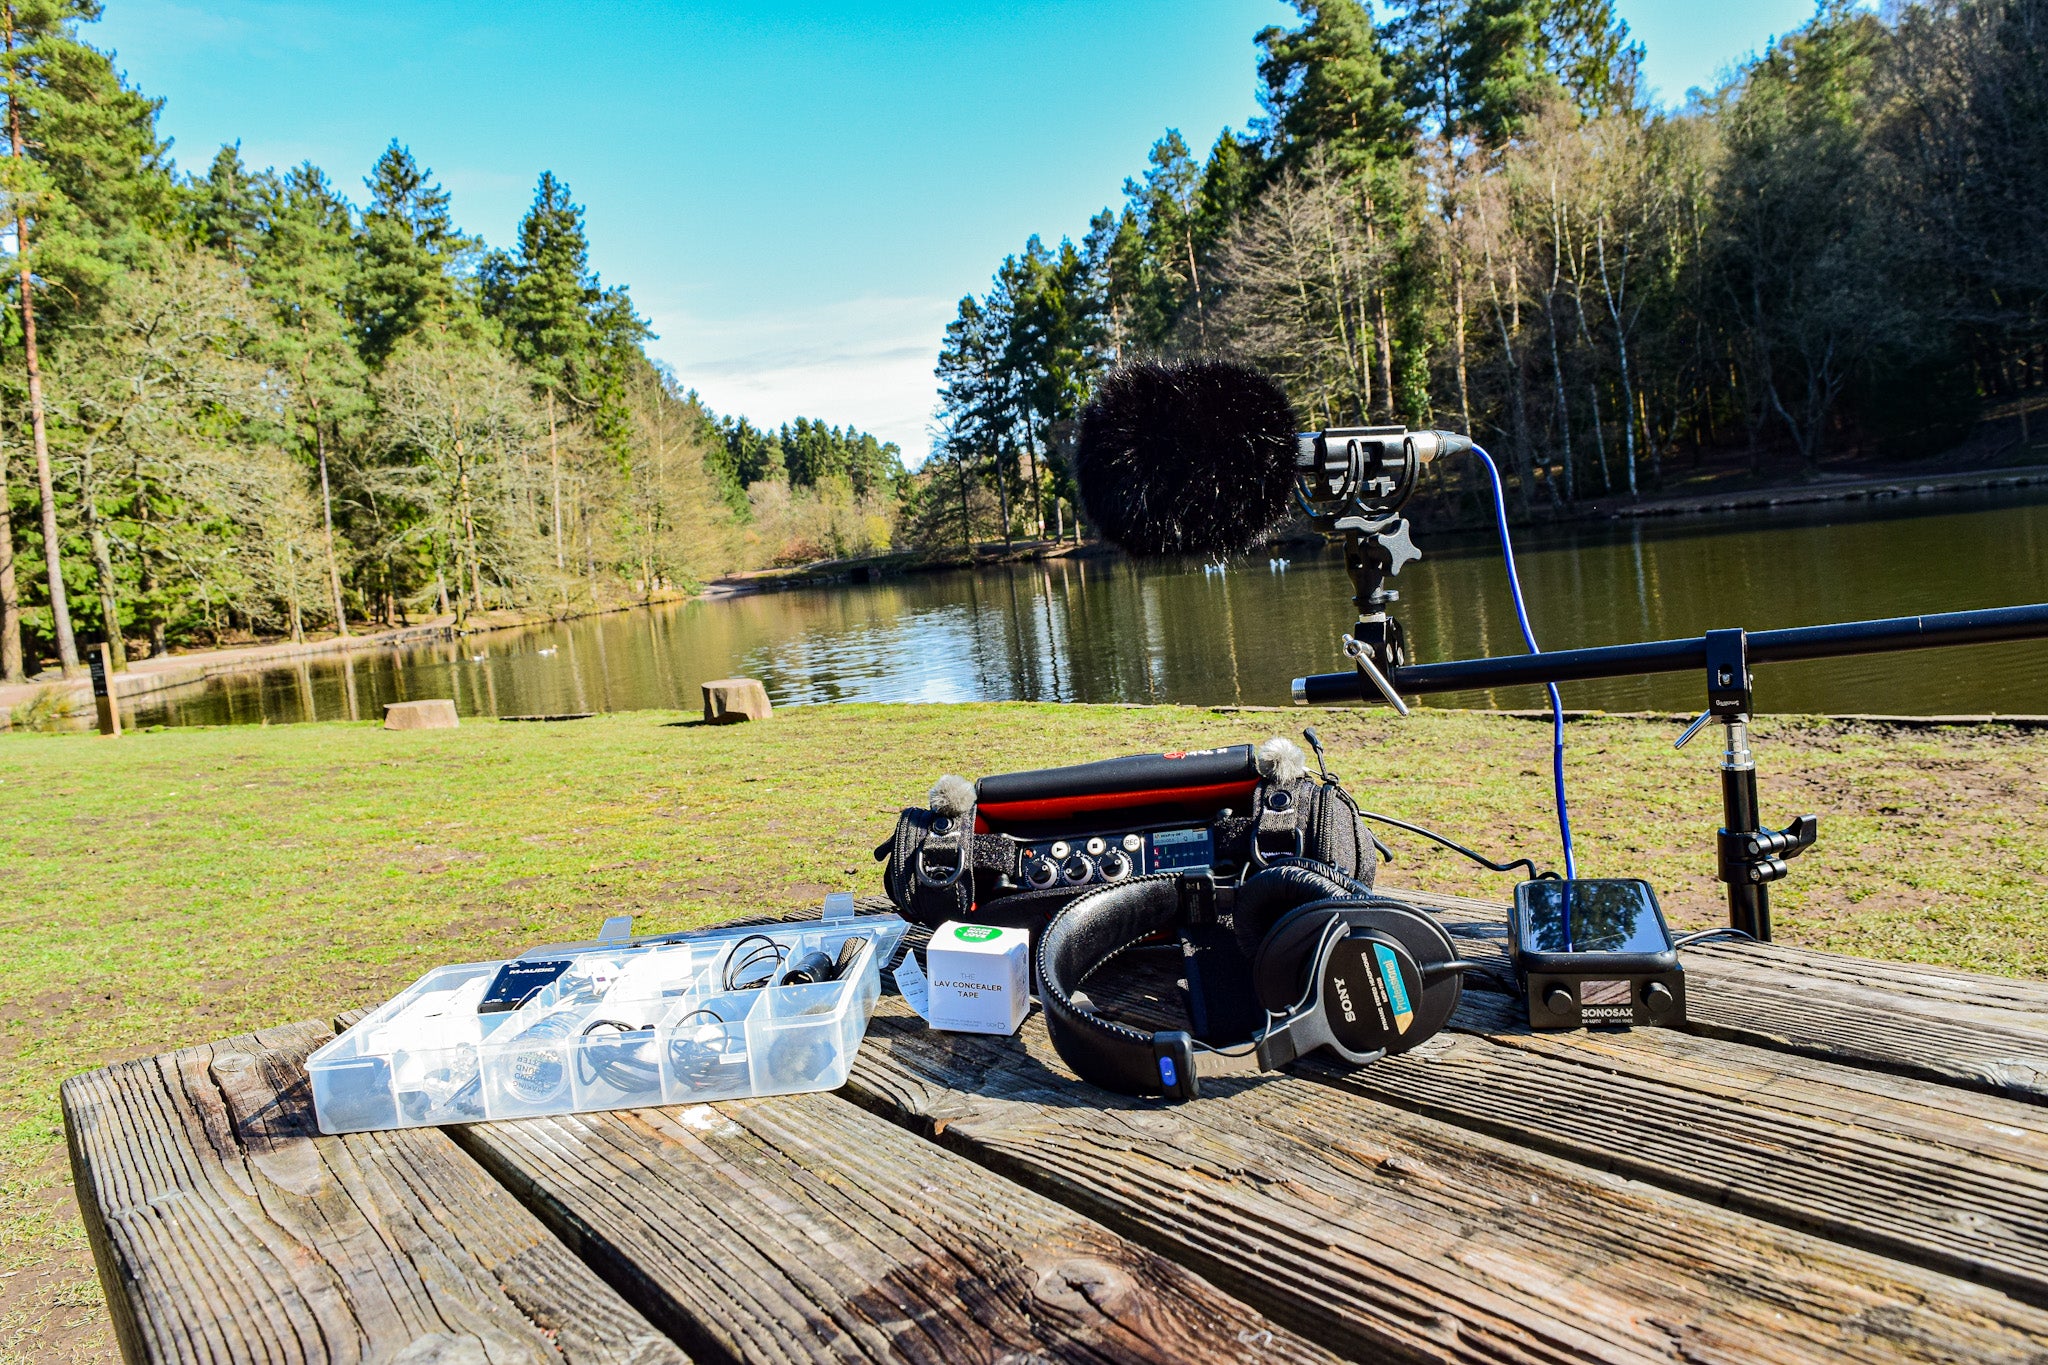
left=483, top=171, right=649, bottom=577
left=1257, top=1, right=1415, bottom=420
left=499, top=172, right=594, bottom=389
left=349, top=141, right=464, bottom=365
left=1, top=0, right=172, bottom=674
left=1541, top=0, right=1639, bottom=118
left=1256, top=0, right=1410, bottom=175
left=1081, top=206, right=1146, bottom=362
left=1451, top=0, right=1554, bottom=148
left=193, top=142, right=263, bottom=263
left=1126, top=130, right=1208, bottom=346
left=934, top=293, right=1009, bottom=545
left=249, top=160, right=365, bottom=636
left=1196, top=131, right=1262, bottom=251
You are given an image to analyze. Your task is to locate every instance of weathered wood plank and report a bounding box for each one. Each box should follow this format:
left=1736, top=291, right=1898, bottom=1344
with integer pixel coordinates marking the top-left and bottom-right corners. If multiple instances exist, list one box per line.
left=1072, top=924, right=2048, bottom=1307
left=1456, top=1007, right=2048, bottom=1171
left=63, top=1019, right=686, bottom=1365
left=1323, top=993, right=2048, bottom=1305
left=843, top=1000, right=2048, bottom=1364
left=1399, top=885, right=2048, bottom=1102
left=450, top=1089, right=1341, bottom=1365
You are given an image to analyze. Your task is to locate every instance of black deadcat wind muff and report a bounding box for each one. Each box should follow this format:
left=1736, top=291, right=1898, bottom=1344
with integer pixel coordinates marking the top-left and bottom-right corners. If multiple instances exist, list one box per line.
left=1036, top=859, right=1477, bottom=1101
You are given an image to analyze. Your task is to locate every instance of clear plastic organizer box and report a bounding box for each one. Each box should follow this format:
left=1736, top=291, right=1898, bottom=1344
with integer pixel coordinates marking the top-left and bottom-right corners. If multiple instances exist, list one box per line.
left=308, top=912, right=908, bottom=1134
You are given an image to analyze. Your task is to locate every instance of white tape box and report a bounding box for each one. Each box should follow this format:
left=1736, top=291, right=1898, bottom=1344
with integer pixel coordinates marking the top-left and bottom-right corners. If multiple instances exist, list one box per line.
left=927, top=921, right=1031, bottom=1035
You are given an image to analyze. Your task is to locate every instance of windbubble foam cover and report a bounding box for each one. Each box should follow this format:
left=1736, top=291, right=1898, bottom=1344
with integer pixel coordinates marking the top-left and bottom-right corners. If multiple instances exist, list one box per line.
left=1074, top=359, right=1300, bottom=558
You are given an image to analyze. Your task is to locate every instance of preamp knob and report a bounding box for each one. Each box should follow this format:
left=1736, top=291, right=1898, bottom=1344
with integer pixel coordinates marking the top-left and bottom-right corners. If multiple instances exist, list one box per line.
left=1098, top=849, right=1132, bottom=881
left=1023, top=855, right=1059, bottom=890
left=1061, top=854, right=1096, bottom=885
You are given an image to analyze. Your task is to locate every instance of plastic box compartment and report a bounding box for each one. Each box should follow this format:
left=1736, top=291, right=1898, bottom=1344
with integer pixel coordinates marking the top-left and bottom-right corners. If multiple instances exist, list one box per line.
left=308, top=913, right=905, bottom=1134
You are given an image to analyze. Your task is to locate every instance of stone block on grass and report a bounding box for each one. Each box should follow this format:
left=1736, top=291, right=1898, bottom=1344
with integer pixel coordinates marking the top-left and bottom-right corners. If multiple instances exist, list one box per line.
left=384, top=699, right=459, bottom=731
left=702, top=678, right=772, bottom=724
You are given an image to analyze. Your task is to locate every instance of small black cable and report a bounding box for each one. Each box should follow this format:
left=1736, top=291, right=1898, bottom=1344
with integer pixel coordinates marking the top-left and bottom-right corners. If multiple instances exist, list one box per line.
left=1673, top=927, right=1755, bottom=949
left=1356, top=808, right=1554, bottom=881
left=723, top=934, right=790, bottom=991
left=1463, top=967, right=1521, bottom=995
left=576, top=1017, right=660, bottom=1091
left=667, top=1006, right=741, bottom=1091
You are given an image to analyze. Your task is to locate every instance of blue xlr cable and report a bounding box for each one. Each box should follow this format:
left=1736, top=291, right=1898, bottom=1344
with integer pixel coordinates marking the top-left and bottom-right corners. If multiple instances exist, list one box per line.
left=1467, top=445, right=1578, bottom=880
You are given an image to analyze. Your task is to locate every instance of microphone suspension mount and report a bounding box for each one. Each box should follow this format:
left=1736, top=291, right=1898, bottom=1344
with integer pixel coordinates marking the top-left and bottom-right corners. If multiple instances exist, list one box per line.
left=1292, top=424, right=1464, bottom=713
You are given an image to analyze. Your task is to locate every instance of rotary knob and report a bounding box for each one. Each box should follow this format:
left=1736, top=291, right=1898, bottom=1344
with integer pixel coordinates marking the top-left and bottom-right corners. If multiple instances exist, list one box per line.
left=1097, top=849, right=1133, bottom=881
left=1543, top=985, right=1574, bottom=1016
left=1022, top=855, right=1059, bottom=890
left=1061, top=854, right=1096, bottom=885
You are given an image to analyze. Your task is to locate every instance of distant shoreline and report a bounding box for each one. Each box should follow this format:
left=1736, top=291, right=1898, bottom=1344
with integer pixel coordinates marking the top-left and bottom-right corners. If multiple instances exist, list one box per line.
left=8, top=457, right=2044, bottom=728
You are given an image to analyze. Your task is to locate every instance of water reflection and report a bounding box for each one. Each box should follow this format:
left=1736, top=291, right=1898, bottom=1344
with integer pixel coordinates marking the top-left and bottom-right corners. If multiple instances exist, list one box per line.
left=128, top=485, right=2048, bottom=727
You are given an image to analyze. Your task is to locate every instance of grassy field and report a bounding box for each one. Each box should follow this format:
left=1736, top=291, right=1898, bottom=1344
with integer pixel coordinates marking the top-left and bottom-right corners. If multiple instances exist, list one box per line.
left=3, top=703, right=2045, bottom=1361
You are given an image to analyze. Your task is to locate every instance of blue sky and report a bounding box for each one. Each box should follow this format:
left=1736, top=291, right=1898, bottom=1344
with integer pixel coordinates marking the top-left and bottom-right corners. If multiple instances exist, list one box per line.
left=96, top=1, right=1828, bottom=464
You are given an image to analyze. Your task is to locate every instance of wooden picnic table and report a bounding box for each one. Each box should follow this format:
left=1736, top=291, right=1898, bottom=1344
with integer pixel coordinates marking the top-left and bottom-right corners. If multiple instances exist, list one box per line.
left=62, top=889, right=2048, bottom=1364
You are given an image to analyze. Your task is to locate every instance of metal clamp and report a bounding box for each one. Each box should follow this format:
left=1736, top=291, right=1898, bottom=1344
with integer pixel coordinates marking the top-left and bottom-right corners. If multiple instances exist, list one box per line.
left=1717, top=815, right=1819, bottom=887
left=1343, top=635, right=1410, bottom=716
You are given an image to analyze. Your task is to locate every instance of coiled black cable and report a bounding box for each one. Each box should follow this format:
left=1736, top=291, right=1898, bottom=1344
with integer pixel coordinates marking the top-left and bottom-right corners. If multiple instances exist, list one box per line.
left=723, top=934, right=790, bottom=991
left=1357, top=808, right=1555, bottom=882
left=576, top=1017, right=661, bottom=1093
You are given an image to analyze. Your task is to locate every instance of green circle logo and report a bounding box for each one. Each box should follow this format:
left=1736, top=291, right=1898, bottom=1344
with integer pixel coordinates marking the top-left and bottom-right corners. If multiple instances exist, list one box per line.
left=953, top=924, right=1002, bottom=942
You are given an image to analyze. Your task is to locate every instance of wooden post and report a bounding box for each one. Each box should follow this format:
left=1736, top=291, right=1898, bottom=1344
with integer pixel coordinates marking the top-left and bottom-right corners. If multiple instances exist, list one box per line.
left=89, top=642, right=119, bottom=737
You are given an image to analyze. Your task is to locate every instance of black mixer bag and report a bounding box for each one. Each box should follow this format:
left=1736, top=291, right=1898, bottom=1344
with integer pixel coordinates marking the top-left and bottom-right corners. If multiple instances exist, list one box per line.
left=877, top=740, right=1372, bottom=931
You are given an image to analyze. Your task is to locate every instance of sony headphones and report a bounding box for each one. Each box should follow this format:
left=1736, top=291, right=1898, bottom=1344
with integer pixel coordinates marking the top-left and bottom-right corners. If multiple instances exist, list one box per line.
left=1036, top=859, right=1474, bottom=1100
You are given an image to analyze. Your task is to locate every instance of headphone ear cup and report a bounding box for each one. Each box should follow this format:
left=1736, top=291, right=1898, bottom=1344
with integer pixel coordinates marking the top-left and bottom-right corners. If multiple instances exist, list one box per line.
left=1355, top=905, right=1462, bottom=1053
left=1233, top=861, right=1357, bottom=961
left=1253, top=898, right=1465, bottom=1050
left=1251, top=902, right=1348, bottom=1014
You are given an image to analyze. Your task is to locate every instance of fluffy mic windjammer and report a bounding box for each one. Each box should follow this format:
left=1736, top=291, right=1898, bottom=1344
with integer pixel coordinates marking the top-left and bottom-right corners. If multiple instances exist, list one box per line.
left=1074, top=359, right=1300, bottom=558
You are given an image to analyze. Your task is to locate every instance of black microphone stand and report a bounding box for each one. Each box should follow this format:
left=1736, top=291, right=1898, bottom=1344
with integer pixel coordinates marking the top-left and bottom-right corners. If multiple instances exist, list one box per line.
left=1671, top=628, right=1817, bottom=940
left=1294, top=602, right=2048, bottom=939
left=1288, top=422, right=2048, bottom=939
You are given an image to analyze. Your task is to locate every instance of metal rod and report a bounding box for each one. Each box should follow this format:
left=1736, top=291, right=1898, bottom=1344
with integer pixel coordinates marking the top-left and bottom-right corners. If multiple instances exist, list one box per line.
left=1719, top=719, right=1768, bottom=940
left=1292, top=602, right=2048, bottom=705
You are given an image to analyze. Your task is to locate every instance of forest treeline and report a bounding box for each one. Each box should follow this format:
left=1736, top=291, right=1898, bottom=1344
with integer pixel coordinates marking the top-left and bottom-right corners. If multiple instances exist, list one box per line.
left=916, top=0, right=2048, bottom=547
left=0, top=1, right=904, bottom=682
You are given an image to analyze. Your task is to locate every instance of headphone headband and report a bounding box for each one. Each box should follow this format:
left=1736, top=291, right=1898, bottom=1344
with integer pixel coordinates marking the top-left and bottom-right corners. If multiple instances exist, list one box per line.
left=1037, top=875, right=1202, bottom=1097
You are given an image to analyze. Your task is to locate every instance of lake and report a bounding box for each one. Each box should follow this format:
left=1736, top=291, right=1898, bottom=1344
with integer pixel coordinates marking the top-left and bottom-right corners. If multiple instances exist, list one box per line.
left=129, top=486, right=2048, bottom=727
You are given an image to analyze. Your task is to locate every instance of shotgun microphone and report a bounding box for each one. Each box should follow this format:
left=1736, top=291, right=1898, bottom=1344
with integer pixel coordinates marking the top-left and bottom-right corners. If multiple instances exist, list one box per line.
left=1073, top=358, right=1472, bottom=558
